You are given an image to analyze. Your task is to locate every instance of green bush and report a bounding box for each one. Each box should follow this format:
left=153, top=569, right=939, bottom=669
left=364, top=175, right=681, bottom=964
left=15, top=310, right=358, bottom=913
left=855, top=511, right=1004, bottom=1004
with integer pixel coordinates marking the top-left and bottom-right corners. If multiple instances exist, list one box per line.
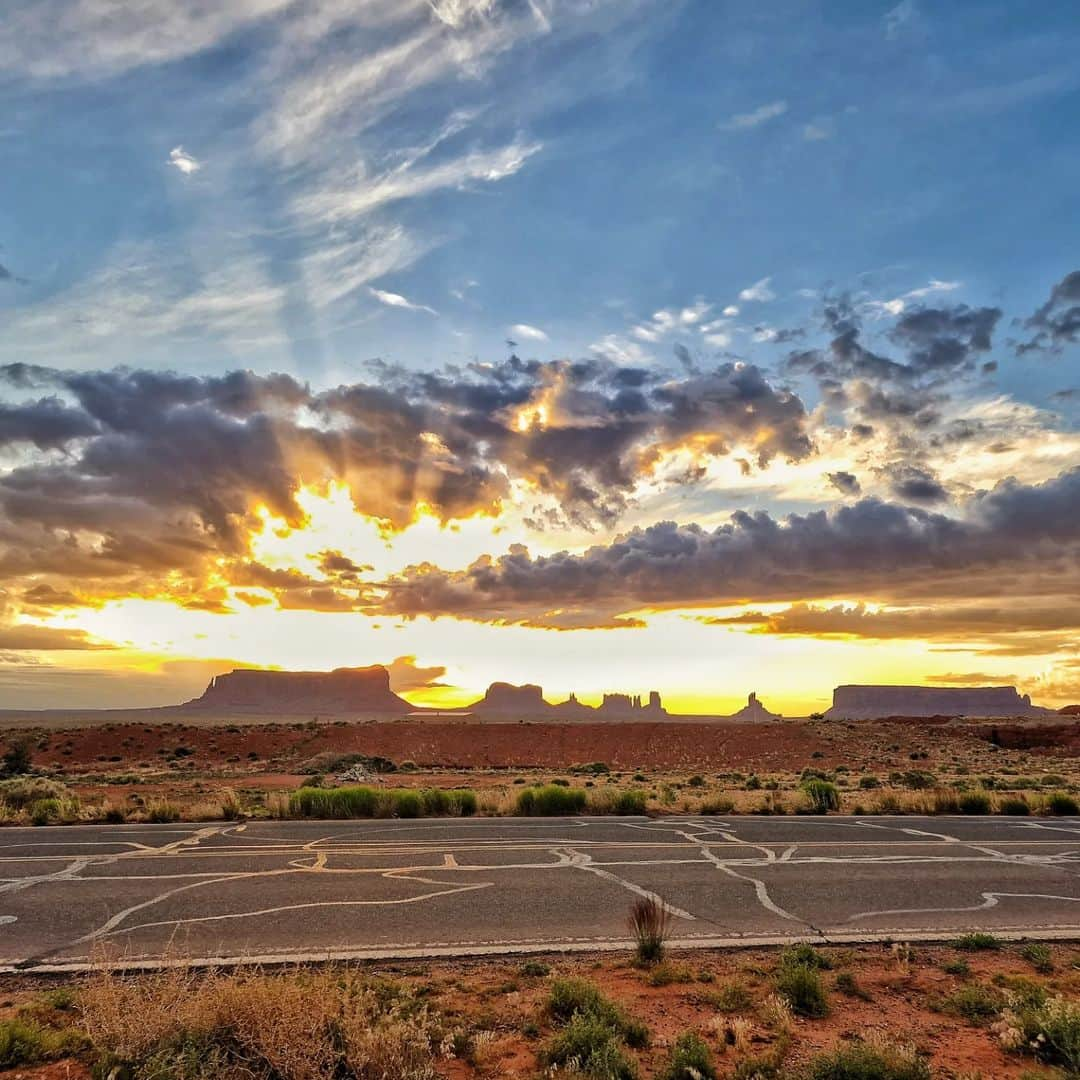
left=858, top=775, right=880, bottom=790
left=289, top=785, right=478, bottom=819
left=1000, top=994, right=1080, bottom=1073
left=546, top=980, right=648, bottom=1048
left=958, top=791, right=992, bottom=815
left=953, top=932, right=1001, bottom=951
left=935, top=983, right=1004, bottom=1023
left=1045, top=791, right=1080, bottom=816
left=802, top=779, right=840, bottom=813
left=520, top=960, right=550, bottom=978
left=941, top=958, right=970, bottom=976
left=775, top=960, right=830, bottom=1018
left=805, top=1041, right=931, bottom=1079
left=660, top=1031, right=716, bottom=1080
left=540, top=1012, right=638, bottom=1079
left=834, top=972, right=872, bottom=1001
left=999, top=796, right=1031, bottom=816
left=0, top=776, right=67, bottom=809
left=781, top=944, right=832, bottom=970
left=1021, top=943, right=1053, bottom=973
left=516, top=784, right=588, bottom=816
left=0, top=1018, right=80, bottom=1068
left=901, top=770, right=936, bottom=790
left=698, top=796, right=735, bottom=814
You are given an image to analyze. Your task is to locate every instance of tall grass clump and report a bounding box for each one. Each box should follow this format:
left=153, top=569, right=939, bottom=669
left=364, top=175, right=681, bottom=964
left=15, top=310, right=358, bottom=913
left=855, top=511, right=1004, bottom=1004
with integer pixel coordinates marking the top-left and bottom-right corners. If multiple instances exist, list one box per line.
left=540, top=1012, right=638, bottom=1079
left=627, top=895, right=670, bottom=966
left=958, top=791, right=992, bottom=815
left=999, top=795, right=1030, bottom=816
left=802, top=778, right=840, bottom=813
left=659, top=1031, right=716, bottom=1080
left=1044, top=791, right=1080, bottom=816
left=0, top=1018, right=82, bottom=1068
left=775, top=950, right=830, bottom=1018
left=588, top=789, right=648, bottom=815
left=546, top=979, right=649, bottom=1048
left=804, top=1038, right=931, bottom=1080
left=515, top=784, right=587, bottom=816
left=289, top=785, right=477, bottom=819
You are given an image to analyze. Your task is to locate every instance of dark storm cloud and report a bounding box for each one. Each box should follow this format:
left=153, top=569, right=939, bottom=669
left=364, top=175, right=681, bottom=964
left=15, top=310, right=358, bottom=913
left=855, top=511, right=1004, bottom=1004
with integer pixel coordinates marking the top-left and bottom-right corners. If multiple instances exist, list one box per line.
left=826, top=471, right=861, bottom=495
left=371, top=467, right=1080, bottom=628
left=889, top=304, right=1001, bottom=374
left=886, top=464, right=949, bottom=503
left=0, top=356, right=812, bottom=610
left=1019, top=270, right=1080, bottom=354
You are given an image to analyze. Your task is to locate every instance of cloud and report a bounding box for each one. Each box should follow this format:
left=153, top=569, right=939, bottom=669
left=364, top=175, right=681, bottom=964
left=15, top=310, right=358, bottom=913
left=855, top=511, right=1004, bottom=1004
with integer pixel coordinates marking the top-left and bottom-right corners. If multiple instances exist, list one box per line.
left=886, top=464, right=949, bottom=504
left=369, top=466, right=1080, bottom=628
left=723, top=101, right=788, bottom=131
left=369, top=286, right=438, bottom=316
left=864, top=279, right=961, bottom=319
left=509, top=323, right=549, bottom=342
left=926, top=672, right=1018, bottom=685
left=0, top=623, right=114, bottom=651
left=168, top=146, right=202, bottom=174
left=884, top=0, right=918, bottom=39
left=826, top=471, right=861, bottom=496
left=739, top=277, right=775, bottom=303
left=802, top=121, right=832, bottom=142
left=1019, top=270, right=1080, bottom=355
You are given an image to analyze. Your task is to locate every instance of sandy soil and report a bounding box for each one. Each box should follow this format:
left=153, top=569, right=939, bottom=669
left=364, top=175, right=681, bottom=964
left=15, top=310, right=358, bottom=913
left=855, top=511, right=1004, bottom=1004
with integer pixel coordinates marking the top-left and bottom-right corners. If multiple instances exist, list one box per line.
left=2, top=943, right=1077, bottom=1077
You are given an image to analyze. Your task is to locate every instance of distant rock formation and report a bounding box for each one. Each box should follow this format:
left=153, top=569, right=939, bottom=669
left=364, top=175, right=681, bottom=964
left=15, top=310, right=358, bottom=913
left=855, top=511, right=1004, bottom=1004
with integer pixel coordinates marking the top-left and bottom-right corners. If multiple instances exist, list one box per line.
left=726, top=692, right=781, bottom=722
left=471, top=682, right=548, bottom=714
left=824, top=684, right=1050, bottom=721
left=1060, top=705, right=1080, bottom=716
left=467, top=683, right=666, bottom=718
left=597, top=691, right=666, bottom=716
left=185, top=665, right=410, bottom=714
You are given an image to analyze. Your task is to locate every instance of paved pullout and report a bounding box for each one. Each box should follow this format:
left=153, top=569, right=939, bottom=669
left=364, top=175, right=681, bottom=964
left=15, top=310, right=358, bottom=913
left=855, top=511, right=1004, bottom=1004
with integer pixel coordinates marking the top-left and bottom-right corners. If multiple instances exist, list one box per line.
left=3, top=815, right=1080, bottom=971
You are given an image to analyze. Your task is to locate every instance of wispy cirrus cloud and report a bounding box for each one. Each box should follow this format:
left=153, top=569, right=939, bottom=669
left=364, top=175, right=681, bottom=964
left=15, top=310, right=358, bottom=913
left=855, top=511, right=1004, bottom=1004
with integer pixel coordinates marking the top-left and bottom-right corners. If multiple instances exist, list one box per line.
left=369, top=286, right=438, bottom=316
left=723, top=100, right=787, bottom=131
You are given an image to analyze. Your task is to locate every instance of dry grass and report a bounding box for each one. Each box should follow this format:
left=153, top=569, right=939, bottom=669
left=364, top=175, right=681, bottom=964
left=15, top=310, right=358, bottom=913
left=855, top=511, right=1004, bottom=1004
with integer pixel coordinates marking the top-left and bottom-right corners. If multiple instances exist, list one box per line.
left=628, top=894, right=671, bottom=966
left=78, top=966, right=444, bottom=1079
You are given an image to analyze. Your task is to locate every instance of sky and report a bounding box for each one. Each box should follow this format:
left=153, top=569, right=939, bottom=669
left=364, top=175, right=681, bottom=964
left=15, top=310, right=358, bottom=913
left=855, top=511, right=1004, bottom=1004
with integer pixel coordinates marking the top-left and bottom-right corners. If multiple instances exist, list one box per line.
left=0, top=0, right=1079, bottom=715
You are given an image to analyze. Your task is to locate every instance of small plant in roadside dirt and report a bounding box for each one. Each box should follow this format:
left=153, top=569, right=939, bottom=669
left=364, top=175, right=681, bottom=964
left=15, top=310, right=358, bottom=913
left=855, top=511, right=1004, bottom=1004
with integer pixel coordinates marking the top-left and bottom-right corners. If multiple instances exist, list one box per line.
left=781, top=943, right=833, bottom=970
left=935, top=983, right=1005, bottom=1023
left=834, top=971, right=873, bottom=1001
left=804, top=1039, right=931, bottom=1080
left=627, top=895, right=670, bottom=966
left=1045, top=791, right=1080, bottom=816
left=546, top=979, right=649, bottom=1049
left=802, top=778, right=840, bottom=813
left=647, top=962, right=694, bottom=987
left=942, top=958, right=971, bottom=977
left=953, top=932, right=1001, bottom=951
left=520, top=959, right=550, bottom=978
left=775, top=957, right=830, bottom=1018
left=540, top=1012, right=639, bottom=1079
left=660, top=1031, right=717, bottom=1080
left=1021, top=943, right=1054, bottom=973
left=701, top=982, right=753, bottom=1013
left=994, top=994, right=1080, bottom=1074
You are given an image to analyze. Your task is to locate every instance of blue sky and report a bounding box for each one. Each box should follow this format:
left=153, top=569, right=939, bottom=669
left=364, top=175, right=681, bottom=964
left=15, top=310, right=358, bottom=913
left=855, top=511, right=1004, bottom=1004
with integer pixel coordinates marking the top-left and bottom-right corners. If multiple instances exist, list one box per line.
left=1, top=0, right=1080, bottom=711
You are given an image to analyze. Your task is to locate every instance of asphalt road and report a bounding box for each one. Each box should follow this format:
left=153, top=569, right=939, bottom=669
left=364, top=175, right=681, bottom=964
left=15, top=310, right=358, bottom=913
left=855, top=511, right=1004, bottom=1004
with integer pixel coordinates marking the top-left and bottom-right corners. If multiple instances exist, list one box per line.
left=4, top=815, right=1080, bottom=971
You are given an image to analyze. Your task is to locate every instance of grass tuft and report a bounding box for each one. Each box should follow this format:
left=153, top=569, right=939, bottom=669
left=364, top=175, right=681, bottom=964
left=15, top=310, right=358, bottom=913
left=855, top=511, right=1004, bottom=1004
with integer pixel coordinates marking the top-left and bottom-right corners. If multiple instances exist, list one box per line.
left=515, top=784, right=588, bottom=816
left=627, top=895, right=670, bottom=966
left=659, top=1031, right=717, bottom=1080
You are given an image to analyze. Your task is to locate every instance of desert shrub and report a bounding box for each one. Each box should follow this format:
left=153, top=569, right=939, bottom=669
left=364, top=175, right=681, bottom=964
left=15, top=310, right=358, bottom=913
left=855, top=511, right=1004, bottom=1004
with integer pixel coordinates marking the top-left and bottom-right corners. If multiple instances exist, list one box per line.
left=0, top=776, right=67, bottom=809
left=995, top=994, right=1080, bottom=1073
left=703, top=982, right=753, bottom=1013
left=834, top=971, right=872, bottom=1001
left=0, top=738, right=33, bottom=777
left=540, top=1012, right=638, bottom=1079
left=781, top=944, right=832, bottom=970
left=688, top=774, right=706, bottom=788
left=745, top=774, right=762, bottom=790
left=515, top=784, right=587, bottom=816
left=999, top=796, right=1031, bottom=816
left=0, top=1017, right=82, bottom=1067
left=801, top=779, right=840, bottom=813
left=775, top=960, right=830, bottom=1018
left=804, top=1039, right=930, bottom=1080
left=588, top=789, right=647, bottom=815
left=659, top=1031, right=716, bottom=1080
left=520, top=960, right=550, bottom=978
left=954, top=932, right=1001, bottom=951
left=628, top=895, right=670, bottom=966
left=698, top=796, right=735, bottom=814
left=145, top=802, right=181, bottom=824
left=79, top=967, right=441, bottom=1080
left=900, top=770, right=936, bottom=790
left=1021, top=943, right=1053, bottom=973
left=546, top=980, right=648, bottom=1049
left=936, top=983, right=1004, bottom=1023
left=956, top=791, right=991, bottom=814
left=1044, top=791, right=1080, bottom=816
left=858, top=775, right=880, bottom=790
left=573, top=762, right=611, bottom=776
left=289, top=785, right=476, bottom=819
left=29, top=797, right=62, bottom=825
left=941, top=958, right=970, bottom=976
left=1040, top=773, right=1069, bottom=787
left=646, top=963, right=694, bottom=987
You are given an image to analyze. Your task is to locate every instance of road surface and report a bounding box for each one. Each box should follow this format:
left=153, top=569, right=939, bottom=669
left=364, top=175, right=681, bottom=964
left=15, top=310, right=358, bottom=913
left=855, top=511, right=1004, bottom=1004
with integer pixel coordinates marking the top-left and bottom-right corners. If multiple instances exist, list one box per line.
left=3, top=815, right=1080, bottom=971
